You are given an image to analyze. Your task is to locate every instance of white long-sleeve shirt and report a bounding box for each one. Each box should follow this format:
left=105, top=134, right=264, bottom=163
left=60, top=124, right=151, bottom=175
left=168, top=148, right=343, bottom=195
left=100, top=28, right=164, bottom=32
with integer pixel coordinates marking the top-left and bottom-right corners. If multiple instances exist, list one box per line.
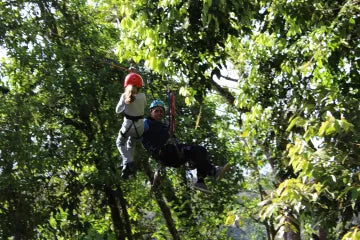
left=116, top=92, right=146, bottom=116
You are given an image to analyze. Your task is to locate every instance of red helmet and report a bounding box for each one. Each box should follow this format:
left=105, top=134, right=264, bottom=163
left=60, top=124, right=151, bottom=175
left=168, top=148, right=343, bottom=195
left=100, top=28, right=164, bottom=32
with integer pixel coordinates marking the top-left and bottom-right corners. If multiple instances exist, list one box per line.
left=124, top=73, right=143, bottom=88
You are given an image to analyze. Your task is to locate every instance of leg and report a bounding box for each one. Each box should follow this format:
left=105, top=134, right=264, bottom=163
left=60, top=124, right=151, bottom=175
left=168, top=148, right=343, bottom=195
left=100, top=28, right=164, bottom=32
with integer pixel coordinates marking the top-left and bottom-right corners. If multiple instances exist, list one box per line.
left=123, top=119, right=144, bottom=162
left=116, top=119, right=144, bottom=179
left=158, top=143, right=186, bottom=167
left=116, top=130, right=135, bottom=179
left=116, top=131, right=133, bottom=165
left=178, top=144, right=217, bottom=192
left=179, top=144, right=215, bottom=181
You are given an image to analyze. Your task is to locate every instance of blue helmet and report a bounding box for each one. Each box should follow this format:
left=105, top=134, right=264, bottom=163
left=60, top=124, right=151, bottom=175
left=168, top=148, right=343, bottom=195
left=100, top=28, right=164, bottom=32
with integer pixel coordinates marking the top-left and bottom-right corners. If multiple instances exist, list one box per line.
left=150, top=100, right=165, bottom=109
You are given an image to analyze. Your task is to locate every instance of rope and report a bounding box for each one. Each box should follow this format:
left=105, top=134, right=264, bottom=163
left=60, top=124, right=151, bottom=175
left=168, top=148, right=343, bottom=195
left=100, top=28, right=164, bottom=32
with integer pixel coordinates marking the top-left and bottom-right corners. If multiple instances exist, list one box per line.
left=168, top=89, right=176, bottom=137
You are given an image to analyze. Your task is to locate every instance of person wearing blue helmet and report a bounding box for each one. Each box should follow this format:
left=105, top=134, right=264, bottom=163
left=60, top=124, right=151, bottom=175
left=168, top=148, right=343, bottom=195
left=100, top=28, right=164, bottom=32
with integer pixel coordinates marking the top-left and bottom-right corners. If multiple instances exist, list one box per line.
left=142, top=100, right=229, bottom=191
left=149, top=99, right=165, bottom=110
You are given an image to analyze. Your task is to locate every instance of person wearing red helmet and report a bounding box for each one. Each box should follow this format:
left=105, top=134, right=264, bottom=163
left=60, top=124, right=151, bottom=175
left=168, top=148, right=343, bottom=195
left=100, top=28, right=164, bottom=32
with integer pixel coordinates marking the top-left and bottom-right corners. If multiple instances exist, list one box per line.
left=116, top=72, right=146, bottom=179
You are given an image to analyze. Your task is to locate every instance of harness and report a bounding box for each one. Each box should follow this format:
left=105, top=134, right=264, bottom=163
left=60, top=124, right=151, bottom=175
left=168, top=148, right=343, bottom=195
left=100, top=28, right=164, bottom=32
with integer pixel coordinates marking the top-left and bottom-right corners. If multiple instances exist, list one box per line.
left=120, top=113, right=144, bottom=139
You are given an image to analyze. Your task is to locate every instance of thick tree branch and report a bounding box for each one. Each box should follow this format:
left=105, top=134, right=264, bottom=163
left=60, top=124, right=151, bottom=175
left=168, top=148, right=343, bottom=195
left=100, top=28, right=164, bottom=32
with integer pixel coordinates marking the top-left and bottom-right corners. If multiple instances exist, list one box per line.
left=138, top=146, right=181, bottom=240
left=105, top=186, right=126, bottom=240
left=209, top=76, right=249, bottom=126
left=210, top=76, right=250, bottom=111
left=220, top=74, right=238, bottom=82
left=116, top=187, right=134, bottom=240
left=210, top=77, right=236, bottom=106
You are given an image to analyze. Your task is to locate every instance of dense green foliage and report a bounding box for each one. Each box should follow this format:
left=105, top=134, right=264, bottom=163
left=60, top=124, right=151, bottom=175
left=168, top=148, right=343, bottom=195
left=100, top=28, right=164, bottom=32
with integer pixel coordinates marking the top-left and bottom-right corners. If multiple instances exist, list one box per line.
left=1, top=0, right=359, bottom=239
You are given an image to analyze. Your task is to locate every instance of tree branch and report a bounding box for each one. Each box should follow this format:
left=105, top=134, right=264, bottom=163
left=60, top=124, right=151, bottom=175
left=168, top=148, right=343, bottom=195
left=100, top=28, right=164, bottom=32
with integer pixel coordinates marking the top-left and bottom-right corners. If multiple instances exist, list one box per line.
left=209, top=76, right=249, bottom=126
left=210, top=77, right=236, bottom=106
left=138, top=147, right=181, bottom=240
left=220, top=74, right=238, bottom=82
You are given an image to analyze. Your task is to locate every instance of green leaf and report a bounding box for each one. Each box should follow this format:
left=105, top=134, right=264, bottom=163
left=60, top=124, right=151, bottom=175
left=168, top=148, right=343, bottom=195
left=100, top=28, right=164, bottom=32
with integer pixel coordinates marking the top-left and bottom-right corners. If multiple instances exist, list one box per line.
left=318, top=121, right=330, bottom=136
left=325, top=125, right=336, bottom=135
left=351, top=189, right=359, bottom=201
left=341, top=118, right=354, bottom=133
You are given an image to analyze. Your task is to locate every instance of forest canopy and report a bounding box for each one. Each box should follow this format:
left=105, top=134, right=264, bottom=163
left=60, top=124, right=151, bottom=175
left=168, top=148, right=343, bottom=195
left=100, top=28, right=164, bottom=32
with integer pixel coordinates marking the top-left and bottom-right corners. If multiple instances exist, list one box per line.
left=0, top=0, right=359, bottom=239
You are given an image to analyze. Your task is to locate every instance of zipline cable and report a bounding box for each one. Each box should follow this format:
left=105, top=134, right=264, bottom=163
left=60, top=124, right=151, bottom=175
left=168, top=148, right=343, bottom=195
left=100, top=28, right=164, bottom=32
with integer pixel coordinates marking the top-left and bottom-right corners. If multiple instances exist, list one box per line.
left=103, top=58, right=135, bottom=72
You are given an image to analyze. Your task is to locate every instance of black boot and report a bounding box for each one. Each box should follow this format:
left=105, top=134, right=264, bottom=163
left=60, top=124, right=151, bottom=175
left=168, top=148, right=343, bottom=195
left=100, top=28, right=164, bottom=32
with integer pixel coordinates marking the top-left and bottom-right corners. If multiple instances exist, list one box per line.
left=121, top=162, right=136, bottom=179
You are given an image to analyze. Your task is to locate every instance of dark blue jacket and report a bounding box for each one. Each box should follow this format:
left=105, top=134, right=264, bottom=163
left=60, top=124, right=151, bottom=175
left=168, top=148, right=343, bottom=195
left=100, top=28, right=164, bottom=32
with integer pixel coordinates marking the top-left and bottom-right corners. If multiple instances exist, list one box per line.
left=142, top=117, right=170, bottom=157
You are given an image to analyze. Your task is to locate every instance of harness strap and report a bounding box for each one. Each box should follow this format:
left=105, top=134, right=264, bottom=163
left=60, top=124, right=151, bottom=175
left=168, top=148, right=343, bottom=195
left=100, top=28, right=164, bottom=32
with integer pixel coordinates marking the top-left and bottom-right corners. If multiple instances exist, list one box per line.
left=133, top=121, right=141, bottom=139
left=124, top=114, right=143, bottom=121
left=121, top=115, right=144, bottom=139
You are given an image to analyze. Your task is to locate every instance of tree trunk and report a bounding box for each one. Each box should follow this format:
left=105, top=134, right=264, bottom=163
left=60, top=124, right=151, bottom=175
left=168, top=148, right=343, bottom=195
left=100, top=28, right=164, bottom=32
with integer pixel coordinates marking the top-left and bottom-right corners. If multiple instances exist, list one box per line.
left=140, top=154, right=181, bottom=240
left=318, top=228, right=327, bottom=240
left=258, top=183, right=276, bottom=240
left=159, top=167, right=194, bottom=220
left=153, top=190, right=181, bottom=240
left=116, top=186, right=134, bottom=240
left=312, top=227, right=327, bottom=240
left=284, top=215, right=300, bottom=240
left=105, top=186, right=126, bottom=240
left=284, top=231, right=301, bottom=240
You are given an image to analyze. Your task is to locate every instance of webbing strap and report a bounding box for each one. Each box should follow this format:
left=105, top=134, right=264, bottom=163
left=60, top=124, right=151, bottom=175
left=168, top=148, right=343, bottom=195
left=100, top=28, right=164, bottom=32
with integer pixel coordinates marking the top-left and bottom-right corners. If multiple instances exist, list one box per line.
left=168, top=89, right=176, bottom=137
left=124, top=114, right=143, bottom=121
left=120, top=120, right=142, bottom=139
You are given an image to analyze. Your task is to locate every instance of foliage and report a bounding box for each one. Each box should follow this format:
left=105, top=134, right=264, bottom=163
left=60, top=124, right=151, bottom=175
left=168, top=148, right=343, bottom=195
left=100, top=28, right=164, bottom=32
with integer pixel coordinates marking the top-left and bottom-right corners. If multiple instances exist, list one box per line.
left=1, top=0, right=360, bottom=239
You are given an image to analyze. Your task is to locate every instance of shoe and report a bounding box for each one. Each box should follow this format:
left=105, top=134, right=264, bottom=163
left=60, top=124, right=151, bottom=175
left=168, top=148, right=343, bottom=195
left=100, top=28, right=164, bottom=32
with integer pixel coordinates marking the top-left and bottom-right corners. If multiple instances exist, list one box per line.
left=214, top=163, right=231, bottom=180
left=121, top=162, right=136, bottom=179
left=194, top=181, right=211, bottom=193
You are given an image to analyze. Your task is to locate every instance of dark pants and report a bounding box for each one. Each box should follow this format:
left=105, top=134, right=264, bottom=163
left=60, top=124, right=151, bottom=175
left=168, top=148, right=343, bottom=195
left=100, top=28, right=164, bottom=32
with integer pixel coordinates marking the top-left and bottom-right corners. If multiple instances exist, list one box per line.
left=158, top=143, right=215, bottom=180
